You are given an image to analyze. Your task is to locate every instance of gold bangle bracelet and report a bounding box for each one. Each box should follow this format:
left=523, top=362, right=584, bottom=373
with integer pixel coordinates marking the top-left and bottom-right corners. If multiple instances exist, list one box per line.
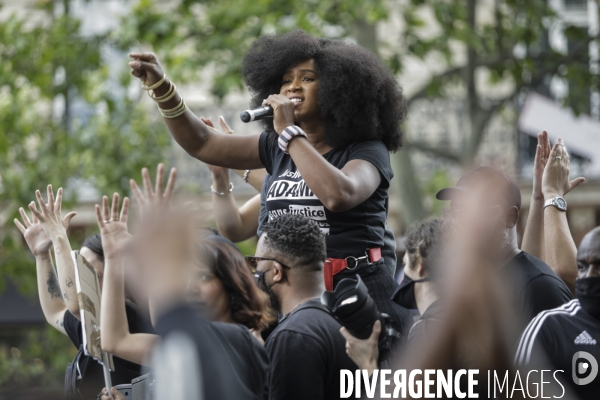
left=148, top=82, right=177, bottom=103
left=161, top=103, right=187, bottom=119
left=158, top=98, right=184, bottom=115
left=141, top=73, right=166, bottom=91
left=164, top=104, right=187, bottom=119
left=158, top=98, right=187, bottom=119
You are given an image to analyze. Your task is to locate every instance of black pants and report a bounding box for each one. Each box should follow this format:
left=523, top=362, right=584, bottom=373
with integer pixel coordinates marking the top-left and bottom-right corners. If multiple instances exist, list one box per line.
left=334, top=260, right=413, bottom=339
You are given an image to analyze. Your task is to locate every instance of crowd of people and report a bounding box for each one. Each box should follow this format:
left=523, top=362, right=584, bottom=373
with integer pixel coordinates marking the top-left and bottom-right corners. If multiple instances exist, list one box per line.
left=13, top=29, right=600, bottom=399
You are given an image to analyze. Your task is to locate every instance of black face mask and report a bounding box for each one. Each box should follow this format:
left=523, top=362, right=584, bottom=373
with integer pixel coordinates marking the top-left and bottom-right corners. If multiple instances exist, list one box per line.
left=393, top=274, right=433, bottom=310
left=576, top=277, right=600, bottom=320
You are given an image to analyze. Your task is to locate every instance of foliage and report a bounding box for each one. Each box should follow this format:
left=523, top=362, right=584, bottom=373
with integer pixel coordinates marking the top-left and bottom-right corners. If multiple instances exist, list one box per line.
left=0, top=3, right=170, bottom=293
left=119, top=0, right=600, bottom=222
left=0, top=2, right=169, bottom=388
left=0, top=325, right=76, bottom=388
left=115, top=0, right=389, bottom=99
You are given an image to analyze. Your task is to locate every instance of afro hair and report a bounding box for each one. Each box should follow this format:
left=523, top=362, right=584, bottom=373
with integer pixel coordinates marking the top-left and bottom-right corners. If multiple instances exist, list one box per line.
left=242, top=29, right=406, bottom=151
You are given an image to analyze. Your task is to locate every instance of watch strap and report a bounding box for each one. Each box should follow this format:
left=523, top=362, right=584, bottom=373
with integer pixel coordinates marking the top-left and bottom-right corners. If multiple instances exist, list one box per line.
left=543, top=197, right=566, bottom=211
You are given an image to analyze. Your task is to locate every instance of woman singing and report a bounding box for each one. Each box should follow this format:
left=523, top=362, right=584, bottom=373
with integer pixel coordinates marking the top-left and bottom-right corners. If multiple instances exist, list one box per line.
left=129, top=29, right=411, bottom=333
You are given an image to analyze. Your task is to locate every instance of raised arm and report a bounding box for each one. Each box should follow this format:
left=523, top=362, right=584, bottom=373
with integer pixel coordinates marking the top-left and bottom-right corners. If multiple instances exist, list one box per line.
left=541, top=138, right=585, bottom=293
left=522, top=131, right=551, bottom=260
left=129, top=164, right=179, bottom=326
left=213, top=184, right=261, bottom=242
left=98, top=194, right=158, bottom=365
left=29, top=186, right=80, bottom=318
left=14, top=208, right=73, bottom=335
left=128, top=53, right=262, bottom=170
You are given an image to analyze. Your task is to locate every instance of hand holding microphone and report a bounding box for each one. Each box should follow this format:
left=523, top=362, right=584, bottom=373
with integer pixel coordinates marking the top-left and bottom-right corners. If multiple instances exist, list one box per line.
left=240, top=94, right=296, bottom=135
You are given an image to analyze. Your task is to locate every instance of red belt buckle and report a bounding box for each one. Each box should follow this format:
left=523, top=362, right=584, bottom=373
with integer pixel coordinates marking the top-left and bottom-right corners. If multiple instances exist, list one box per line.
left=323, top=248, right=381, bottom=291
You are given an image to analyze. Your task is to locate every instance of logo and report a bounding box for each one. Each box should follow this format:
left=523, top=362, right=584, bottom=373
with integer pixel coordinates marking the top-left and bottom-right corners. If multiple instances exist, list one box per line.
left=266, top=179, right=317, bottom=201
left=574, top=331, right=597, bottom=345
left=572, top=351, right=598, bottom=386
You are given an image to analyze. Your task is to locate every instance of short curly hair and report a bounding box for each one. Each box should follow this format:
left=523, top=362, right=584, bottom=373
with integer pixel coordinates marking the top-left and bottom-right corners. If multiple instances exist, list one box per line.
left=242, top=29, right=406, bottom=151
left=262, top=214, right=326, bottom=269
left=404, top=217, right=445, bottom=275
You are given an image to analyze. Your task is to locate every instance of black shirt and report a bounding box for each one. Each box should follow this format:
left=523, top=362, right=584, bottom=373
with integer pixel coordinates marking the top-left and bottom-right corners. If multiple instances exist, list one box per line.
left=63, top=303, right=154, bottom=399
left=406, top=300, right=444, bottom=347
left=257, top=171, right=398, bottom=276
left=155, top=305, right=269, bottom=400
left=515, top=299, right=600, bottom=399
left=504, top=251, right=573, bottom=327
left=264, top=298, right=357, bottom=400
left=258, top=131, right=393, bottom=259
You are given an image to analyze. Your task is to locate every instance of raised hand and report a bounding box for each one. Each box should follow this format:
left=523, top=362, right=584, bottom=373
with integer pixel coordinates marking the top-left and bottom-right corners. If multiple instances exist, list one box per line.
left=532, top=130, right=552, bottom=201
left=95, top=193, right=131, bottom=260
left=541, top=138, right=585, bottom=199
left=129, top=202, right=197, bottom=313
left=128, top=52, right=166, bottom=89
left=14, top=207, right=73, bottom=257
left=28, top=185, right=76, bottom=240
left=201, top=116, right=234, bottom=177
left=130, top=163, right=177, bottom=214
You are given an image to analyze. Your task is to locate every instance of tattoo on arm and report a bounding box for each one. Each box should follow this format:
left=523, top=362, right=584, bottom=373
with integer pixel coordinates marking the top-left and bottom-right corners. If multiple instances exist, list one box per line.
left=47, top=272, right=63, bottom=299
left=55, top=247, right=62, bottom=255
left=56, top=319, right=64, bottom=327
left=66, top=277, right=73, bottom=288
left=63, top=291, right=69, bottom=301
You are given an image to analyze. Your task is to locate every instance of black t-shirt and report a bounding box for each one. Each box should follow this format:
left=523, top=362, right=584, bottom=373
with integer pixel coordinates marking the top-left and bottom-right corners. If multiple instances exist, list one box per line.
left=258, top=131, right=393, bottom=259
left=63, top=302, right=155, bottom=399
left=503, top=251, right=573, bottom=327
left=515, top=299, right=600, bottom=399
left=155, top=305, right=269, bottom=400
left=406, top=300, right=444, bottom=347
left=264, top=298, right=357, bottom=400
left=257, top=171, right=398, bottom=276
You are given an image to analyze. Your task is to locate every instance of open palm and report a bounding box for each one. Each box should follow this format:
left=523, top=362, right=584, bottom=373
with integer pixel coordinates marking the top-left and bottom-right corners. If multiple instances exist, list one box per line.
left=95, top=193, right=131, bottom=260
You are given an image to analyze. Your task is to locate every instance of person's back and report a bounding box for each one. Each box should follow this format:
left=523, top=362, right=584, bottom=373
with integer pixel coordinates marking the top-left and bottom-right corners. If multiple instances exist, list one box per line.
left=154, top=305, right=269, bottom=400
left=265, top=299, right=356, bottom=400
left=504, top=251, right=573, bottom=326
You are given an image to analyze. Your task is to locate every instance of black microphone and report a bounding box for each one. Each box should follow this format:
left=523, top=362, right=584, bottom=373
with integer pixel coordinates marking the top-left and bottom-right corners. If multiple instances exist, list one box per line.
left=240, top=106, right=273, bottom=123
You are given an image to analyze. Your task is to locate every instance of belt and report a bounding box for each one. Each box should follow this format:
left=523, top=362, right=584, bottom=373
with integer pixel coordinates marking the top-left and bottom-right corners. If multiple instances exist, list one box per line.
left=323, top=248, right=381, bottom=291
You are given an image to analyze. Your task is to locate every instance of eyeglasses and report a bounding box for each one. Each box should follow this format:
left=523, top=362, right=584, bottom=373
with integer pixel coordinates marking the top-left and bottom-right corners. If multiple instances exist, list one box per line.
left=245, top=256, right=291, bottom=273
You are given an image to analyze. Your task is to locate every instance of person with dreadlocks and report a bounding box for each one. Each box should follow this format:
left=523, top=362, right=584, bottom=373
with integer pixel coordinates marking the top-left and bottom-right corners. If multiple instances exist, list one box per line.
left=128, top=29, right=411, bottom=334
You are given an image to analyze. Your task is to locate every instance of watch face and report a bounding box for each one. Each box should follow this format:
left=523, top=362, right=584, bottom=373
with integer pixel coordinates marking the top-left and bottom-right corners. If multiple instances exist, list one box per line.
left=557, top=198, right=567, bottom=210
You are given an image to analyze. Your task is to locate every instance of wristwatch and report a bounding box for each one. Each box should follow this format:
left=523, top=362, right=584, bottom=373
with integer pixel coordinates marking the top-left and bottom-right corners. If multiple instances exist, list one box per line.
left=544, top=196, right=567, bottom=211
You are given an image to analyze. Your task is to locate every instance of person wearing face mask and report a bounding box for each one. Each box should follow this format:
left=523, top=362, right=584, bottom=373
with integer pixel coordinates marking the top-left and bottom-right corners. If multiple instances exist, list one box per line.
left=515, top=226, right=600, bottom=399
left=247, top=213, right=357, bottom=400
left=340, top=218, right=445, bottom=377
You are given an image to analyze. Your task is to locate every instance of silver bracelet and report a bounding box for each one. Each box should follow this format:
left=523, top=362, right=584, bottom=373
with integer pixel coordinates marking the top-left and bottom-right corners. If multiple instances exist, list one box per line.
left=242, top=169, right=250, bottom=183
left=211, top=182, right=234, bottom=196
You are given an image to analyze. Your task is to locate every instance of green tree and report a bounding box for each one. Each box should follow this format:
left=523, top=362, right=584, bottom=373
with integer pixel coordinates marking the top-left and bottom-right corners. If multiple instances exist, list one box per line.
left=0, top=1, right=170, bottom=387
left=119, top=0, right=598, bottom=227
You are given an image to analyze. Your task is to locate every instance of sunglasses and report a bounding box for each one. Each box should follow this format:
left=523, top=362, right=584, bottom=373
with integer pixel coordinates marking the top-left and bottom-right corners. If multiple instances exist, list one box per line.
left=245, top=256, right=291, bottom=273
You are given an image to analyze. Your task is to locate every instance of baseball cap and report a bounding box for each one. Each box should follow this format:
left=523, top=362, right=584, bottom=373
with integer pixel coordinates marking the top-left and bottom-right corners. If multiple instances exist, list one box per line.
left=435, top=166, right=521, bottom=209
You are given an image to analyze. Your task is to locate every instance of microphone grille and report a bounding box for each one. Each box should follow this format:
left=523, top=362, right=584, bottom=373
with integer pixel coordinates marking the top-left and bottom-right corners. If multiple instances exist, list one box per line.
left=240, top=111, right=252, bottom=123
